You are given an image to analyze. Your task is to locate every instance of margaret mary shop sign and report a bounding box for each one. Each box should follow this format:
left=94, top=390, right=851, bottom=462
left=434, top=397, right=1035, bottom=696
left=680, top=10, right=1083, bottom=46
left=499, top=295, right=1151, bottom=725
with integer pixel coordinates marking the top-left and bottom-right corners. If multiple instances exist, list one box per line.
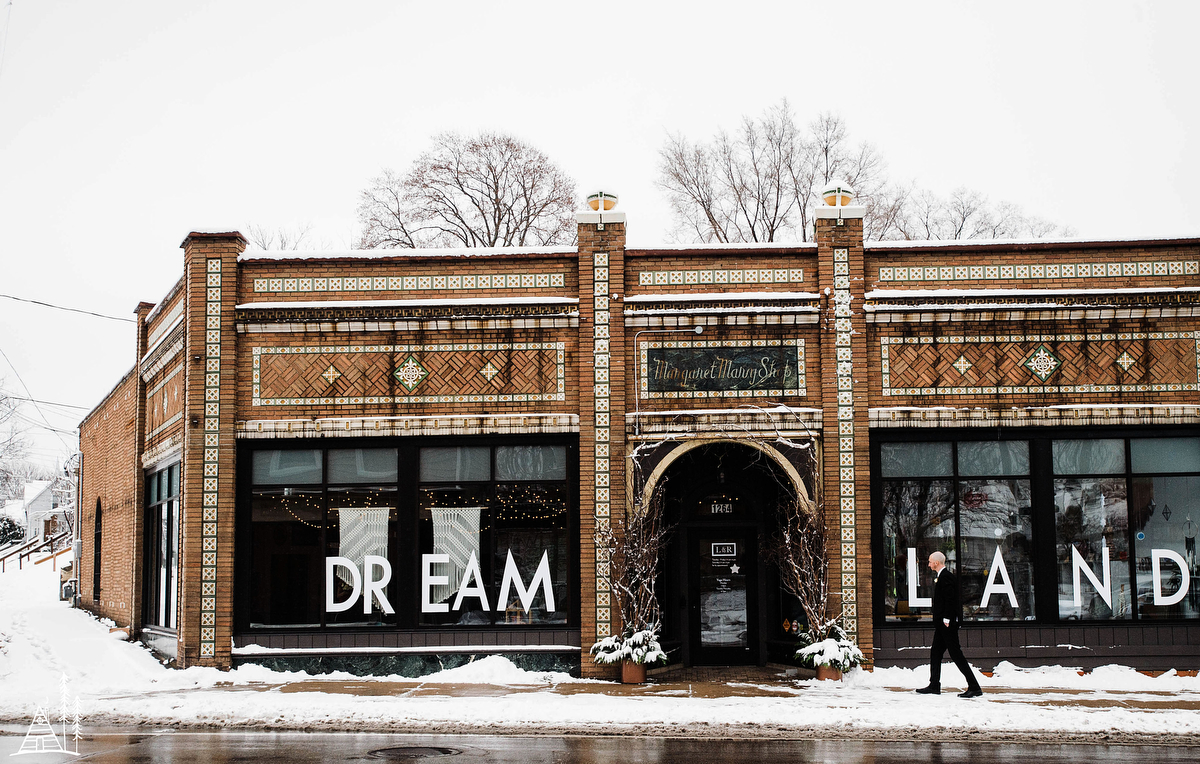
left=905, top=543, right=1192, bottom=611
left=643, top=341, right=805, bottom=397
left=325, top=551, right=557, bottom=615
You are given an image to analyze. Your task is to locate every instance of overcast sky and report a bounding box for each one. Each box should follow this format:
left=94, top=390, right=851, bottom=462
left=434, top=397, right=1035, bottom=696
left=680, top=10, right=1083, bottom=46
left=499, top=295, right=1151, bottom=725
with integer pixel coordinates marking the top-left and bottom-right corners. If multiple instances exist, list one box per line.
left=1, top=0, right=1197, bottom=467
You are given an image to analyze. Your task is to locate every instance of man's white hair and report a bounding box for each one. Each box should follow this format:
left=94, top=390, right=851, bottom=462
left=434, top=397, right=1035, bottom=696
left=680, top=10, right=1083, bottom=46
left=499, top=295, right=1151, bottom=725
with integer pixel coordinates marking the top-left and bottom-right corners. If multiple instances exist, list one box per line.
left=929, top=551, right=946, bottom=565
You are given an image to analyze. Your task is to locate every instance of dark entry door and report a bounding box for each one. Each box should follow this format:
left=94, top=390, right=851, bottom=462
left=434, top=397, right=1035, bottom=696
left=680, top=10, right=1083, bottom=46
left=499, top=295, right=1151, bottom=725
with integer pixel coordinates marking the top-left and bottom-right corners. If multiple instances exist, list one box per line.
left=689, top=527, right=758, bottom=665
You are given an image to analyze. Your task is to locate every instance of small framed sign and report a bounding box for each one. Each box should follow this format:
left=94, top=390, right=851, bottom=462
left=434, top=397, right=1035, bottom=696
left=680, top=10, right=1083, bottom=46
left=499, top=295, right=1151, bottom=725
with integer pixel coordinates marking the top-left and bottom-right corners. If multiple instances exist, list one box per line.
left=711, top=542, right=737, bottom=557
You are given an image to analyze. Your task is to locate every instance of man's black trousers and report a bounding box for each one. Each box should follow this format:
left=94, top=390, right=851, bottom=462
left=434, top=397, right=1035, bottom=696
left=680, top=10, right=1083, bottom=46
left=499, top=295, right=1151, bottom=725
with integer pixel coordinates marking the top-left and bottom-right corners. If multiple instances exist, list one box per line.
left=929, top=625, right=981, bottom=690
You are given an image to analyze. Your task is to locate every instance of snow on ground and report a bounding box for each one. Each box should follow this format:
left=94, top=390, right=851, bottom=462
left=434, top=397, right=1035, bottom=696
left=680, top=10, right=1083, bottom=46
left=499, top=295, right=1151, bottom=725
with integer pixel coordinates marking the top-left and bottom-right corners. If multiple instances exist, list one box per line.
left=3, top=562, right=1200, bottom=739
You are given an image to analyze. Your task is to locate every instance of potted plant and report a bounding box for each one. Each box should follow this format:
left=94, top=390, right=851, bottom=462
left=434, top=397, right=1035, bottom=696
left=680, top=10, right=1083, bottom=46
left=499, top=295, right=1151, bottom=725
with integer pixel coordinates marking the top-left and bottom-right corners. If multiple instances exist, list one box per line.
left=589, top=627, right=668, bottom=683
left=794, top=621, right=864, bottom=681
left=590, top=490, right=671, bottom=683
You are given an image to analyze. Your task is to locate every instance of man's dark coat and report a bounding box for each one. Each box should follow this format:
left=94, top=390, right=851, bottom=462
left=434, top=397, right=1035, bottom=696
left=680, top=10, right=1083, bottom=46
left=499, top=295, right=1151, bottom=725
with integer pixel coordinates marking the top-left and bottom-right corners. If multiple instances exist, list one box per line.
left=927, top=567, right=981, bottom=691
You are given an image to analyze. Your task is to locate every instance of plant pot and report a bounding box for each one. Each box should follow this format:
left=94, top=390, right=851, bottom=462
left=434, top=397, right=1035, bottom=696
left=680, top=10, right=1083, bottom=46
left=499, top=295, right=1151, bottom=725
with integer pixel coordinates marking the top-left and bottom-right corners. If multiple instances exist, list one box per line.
left=815, top=665, right=843, bottom=681
left=621, top=660, right=647, bottom=684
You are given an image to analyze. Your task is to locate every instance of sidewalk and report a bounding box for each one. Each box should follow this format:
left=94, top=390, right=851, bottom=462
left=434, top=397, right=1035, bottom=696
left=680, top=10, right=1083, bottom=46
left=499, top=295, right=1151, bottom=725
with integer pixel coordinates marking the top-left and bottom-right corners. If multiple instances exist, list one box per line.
left=3, top=563, right=1200, bottom=742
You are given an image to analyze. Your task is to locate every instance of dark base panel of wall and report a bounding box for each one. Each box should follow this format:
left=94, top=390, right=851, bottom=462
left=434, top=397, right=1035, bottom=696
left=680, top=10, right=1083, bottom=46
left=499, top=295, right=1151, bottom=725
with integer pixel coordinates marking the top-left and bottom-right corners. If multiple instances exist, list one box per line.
left=233, top=651, right=580, bottom=678
left=875, top=624, right=1200, bottom=671
left=234, top=628, right=581, bottom=651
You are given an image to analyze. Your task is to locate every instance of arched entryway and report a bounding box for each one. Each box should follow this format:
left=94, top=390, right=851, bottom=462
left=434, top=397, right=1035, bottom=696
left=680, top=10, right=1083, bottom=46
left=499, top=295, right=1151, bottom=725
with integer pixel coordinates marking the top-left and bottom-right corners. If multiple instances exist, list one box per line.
left=649, top=441, right=807, bottom=667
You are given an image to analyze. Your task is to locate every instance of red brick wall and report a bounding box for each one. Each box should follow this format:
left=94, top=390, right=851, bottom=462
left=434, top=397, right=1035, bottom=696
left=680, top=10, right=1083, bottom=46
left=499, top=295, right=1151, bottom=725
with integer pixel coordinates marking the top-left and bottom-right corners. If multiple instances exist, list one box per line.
left=78, top=370, right=139, bottom=626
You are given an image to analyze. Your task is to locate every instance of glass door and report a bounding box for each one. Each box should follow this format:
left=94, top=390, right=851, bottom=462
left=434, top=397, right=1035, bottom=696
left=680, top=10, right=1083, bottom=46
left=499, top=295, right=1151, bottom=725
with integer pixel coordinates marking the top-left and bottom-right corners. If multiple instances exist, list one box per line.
left=689, top=528, right=757, bottom=665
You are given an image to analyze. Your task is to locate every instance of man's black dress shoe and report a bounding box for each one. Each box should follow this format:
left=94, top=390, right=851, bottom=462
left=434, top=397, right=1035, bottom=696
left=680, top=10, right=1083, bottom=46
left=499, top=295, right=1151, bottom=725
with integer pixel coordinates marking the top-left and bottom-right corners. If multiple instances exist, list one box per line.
left=958, top=688, right=983, bottom=698
left=915, top=685, right=940, bottom=694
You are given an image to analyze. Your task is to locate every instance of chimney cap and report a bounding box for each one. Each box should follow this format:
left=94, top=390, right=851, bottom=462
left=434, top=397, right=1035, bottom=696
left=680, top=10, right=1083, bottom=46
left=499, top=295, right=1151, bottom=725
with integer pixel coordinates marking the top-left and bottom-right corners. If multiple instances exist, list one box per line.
left=820, top=180, right=855, bottom=207
left=586, top=191, right=619, bottom=211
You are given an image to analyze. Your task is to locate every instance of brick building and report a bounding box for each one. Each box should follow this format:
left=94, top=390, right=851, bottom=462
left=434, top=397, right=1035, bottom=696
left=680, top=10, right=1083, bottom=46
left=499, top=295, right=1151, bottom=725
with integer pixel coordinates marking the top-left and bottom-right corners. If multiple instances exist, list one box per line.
left=78, top=189, right=1200, bottom=675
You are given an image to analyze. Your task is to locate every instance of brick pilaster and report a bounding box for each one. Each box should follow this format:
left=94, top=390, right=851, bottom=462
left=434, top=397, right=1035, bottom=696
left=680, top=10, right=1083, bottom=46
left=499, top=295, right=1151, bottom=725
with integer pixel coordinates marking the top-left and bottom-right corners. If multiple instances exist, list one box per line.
left=816, top=211, right=873, bottom=663
left=577, top=211, right=626, bottom=679
left=178, top=231, right=245, bottom=668
left=130, top=301, right=156, bottom=633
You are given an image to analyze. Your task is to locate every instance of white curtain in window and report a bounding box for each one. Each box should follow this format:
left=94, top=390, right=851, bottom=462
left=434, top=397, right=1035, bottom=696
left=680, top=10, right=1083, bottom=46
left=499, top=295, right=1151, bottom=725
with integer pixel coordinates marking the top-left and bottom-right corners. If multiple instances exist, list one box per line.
left=430, top=507, right=482, bottom=604
left=336, top=507, right=390, bottom=588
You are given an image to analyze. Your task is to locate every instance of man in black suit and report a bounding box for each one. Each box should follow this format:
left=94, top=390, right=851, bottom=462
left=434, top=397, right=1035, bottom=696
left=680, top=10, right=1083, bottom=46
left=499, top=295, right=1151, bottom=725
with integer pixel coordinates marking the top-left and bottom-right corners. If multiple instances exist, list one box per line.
left=916, top=551, right=984, bottom=698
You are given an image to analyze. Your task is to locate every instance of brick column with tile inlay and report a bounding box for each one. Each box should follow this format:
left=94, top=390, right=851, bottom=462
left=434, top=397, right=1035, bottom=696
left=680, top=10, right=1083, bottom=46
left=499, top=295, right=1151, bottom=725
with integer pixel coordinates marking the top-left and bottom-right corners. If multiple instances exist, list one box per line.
left=177, top=232, right=245, bottom=668
left=815, top=206, right=873, bottom=665
left=576, top=208, right=626, bottom=679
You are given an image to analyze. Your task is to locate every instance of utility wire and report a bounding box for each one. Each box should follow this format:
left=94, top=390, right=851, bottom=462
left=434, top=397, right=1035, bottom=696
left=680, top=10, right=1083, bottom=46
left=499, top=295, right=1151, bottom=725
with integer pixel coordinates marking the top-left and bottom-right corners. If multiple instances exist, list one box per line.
left=1, top=393, right=90, bottom=411
left=0, top=344, right=71, bottom=450
left=0, top=293, right=136, bottom=323
left=12, top=411, right=78, bottom=436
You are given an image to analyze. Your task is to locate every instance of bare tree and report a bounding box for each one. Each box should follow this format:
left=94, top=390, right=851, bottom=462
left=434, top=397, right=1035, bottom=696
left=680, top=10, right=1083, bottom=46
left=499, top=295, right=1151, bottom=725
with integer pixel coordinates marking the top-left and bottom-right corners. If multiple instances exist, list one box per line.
left=660, top=103, right=800, bottom=243
left=661, top=103, right=1073, bottom=243
left=245, top=222, right=320, bottom=250
left=594, top=490, right=672, bottom=636
left=894, top=186, right=1075, bottom=241
left=767, top=493, right=834, bottom=637
left=660, top=105, right=887, bottom=243
left=0, top=385, right=29, bottom=501
left=357, top=132, right=578, bottom=249
left=791, top=112, right=885, bottom=240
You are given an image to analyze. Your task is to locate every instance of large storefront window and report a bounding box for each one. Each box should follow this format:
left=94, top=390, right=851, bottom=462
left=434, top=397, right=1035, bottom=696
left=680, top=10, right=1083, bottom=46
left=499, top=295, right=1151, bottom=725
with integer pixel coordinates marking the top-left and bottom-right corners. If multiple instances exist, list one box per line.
left=877, top=433, right=1200, bottom=626
left=1053, top=439, right=1130, bottom=620
left=419, top=445, right=569, bottom=627
left=880, top=441, right=1033, bottom=623
left=144, top=463, right=180, bottom=629
left=241, top=441, right=574, bottom=632
left=1129, top=439, right=1200, bottom=620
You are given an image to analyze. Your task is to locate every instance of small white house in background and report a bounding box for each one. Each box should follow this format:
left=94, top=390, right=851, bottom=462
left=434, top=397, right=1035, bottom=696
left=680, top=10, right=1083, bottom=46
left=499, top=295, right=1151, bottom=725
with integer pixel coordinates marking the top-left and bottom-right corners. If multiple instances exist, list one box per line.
left=3, top=481, right=69, bottom=542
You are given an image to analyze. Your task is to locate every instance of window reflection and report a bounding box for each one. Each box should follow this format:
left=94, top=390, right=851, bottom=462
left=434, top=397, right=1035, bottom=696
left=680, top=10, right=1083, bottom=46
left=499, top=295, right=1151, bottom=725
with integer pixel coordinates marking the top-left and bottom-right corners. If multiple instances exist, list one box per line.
left=1131, top=477, right=1200, bottom=620
left=881, top=479, right=955, bottom=622
left=1054, top=478, right=1132, bottom=620
left=959, top=479, right=1034, bottom=621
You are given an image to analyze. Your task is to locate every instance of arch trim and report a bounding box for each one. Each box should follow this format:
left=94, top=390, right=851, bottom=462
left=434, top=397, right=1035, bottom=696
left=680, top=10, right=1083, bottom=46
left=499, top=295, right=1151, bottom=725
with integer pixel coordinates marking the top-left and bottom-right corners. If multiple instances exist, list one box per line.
left=631, top=438, right=813, bottom=518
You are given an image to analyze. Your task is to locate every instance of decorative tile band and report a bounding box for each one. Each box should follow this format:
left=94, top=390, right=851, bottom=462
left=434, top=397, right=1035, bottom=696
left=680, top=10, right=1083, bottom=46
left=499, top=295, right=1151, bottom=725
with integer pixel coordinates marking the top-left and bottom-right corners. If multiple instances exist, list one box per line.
left=637, top=268, right=803, bottom=286
left=831, top=248, right=858, bottom=639
left=637, top=339, right=806, bottom=398
left=251, top=343, right=566, bottom=405
left=593, top=252, right=612, bottom=641
left=252, top=272, right=566, bottom=294
left=200, top=257, right=222, bottom=658
left=878, top=260, right=1198, bottom=284
left=881, top=331, right=1200, bottom=396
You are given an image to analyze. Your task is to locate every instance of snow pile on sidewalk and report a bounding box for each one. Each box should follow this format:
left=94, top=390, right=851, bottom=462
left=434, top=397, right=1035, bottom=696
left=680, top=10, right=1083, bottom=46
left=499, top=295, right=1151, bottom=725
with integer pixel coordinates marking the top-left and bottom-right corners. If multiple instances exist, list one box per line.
left=3, top=562, right=1200, bottom=738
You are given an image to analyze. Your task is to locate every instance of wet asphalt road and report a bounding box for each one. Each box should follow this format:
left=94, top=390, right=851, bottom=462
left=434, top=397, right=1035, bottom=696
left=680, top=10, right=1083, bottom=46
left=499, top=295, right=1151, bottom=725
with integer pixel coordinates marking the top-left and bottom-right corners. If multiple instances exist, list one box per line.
left=2, top=731, right=1199, bottom=763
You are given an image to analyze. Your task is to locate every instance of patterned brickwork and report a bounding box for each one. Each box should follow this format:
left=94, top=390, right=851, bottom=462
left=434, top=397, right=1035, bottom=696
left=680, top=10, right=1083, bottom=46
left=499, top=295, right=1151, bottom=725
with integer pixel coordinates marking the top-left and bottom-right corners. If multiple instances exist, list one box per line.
left=577, top=218, right=625, bottom=680
left=145, top=362, right=184, bottom=441
left=877, top=259, right=1199, bottom=284
left=637, top=267, right=804, bottom=286
left=179, top=233, right=244, bottom=668
left=881, top=332, right=1200, bottom=396
left=198, top=256, right=223, bottom=658
left=592, top=248, right=613, bottom=644
left=252, top=272, right=566, bottom=294
left=238, top=258, right=576, bottom=305
left=252, top=343, right=565, bottom=404
left=818, top=219, right=871, bottom=661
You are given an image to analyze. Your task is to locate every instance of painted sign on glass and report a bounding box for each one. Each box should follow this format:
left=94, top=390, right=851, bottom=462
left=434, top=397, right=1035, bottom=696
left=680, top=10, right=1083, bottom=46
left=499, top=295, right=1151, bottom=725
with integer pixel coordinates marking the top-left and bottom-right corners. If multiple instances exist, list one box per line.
left=646, top=345, right=802, bottom=394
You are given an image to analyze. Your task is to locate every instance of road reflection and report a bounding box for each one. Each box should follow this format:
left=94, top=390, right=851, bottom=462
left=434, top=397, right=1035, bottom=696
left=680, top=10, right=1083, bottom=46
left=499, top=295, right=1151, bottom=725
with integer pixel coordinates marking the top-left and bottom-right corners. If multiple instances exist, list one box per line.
left=1, top=730, right=1197, bottom=762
